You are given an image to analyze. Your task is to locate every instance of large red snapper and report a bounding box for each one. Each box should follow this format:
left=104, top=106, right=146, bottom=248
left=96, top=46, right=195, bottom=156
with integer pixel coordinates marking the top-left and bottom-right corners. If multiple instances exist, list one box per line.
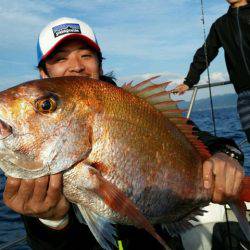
left=0, top=76, right=249, bottom=249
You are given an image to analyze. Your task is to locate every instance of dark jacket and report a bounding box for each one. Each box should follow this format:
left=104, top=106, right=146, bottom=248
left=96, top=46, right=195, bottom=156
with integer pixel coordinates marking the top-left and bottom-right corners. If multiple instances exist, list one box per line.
left=184, top=4, right=250, bottom=94
left=22, top=211, right=183, bottom=250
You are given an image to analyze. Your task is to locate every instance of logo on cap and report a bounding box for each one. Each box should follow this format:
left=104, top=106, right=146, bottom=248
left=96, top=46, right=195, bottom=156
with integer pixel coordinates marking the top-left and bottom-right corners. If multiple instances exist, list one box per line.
left=52, top=23, right=81, bottom=38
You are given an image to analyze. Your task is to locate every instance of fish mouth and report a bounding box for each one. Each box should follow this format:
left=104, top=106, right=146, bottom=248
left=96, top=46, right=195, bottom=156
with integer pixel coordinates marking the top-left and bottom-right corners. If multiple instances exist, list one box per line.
left=0, top=118, right=12, bottom=140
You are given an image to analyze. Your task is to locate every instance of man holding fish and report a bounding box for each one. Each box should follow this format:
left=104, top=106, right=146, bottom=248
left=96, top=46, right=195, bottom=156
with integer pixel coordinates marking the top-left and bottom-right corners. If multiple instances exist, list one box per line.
left=1, top=17, right=247, bottom=249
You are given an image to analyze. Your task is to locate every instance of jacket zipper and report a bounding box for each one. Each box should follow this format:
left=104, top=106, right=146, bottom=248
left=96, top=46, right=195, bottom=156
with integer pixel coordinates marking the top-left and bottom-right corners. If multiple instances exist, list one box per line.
left=236, top=7, right=250, bottom=75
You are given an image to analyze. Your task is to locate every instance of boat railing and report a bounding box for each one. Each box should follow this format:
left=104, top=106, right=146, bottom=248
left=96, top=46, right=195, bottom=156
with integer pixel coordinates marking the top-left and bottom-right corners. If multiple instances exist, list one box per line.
left=186, top=80, right=248, bottom=146
left=186, top=80, right=231, bottom=118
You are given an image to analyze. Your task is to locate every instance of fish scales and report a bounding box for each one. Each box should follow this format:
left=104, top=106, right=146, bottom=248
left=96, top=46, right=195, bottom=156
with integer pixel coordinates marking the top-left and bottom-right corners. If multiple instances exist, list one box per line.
left=0, top=76, right=209, bottom=219
left=62, top=77, right=209, bottom=221
left=0, top=76, right=225, bottom=249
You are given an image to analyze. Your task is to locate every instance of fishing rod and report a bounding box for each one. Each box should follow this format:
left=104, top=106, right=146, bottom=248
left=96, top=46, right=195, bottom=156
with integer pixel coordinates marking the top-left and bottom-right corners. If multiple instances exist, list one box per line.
left=199, top=1, right=233, bottom=249
left=200, top=0, right=216, bottom=136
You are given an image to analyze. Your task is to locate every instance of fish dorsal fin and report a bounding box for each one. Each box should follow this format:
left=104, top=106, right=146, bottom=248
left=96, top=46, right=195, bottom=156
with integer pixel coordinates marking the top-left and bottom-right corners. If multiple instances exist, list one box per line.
left=122, top=76, right=179, bottom=116
left=122, top=77, right=211, bottom=160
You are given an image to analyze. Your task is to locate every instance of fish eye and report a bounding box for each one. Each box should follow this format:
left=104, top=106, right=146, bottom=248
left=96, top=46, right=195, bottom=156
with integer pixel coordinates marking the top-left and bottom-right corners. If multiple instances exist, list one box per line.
left=35, top=97, right=57, bottom=113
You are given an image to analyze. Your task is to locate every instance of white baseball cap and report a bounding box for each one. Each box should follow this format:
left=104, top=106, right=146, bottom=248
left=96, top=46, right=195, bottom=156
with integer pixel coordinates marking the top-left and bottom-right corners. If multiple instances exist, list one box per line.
left=37, top=17, right=101, bottom=65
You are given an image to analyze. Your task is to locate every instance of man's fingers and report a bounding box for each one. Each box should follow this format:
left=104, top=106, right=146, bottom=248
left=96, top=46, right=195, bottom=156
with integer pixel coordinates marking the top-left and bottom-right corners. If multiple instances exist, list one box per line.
left=206, top=153, right=245, bottom=204
left=172, top=84, right=189, bottom=95
left=32, top=175, right=49, bottom=203
left=232, top=164, right=244, bottom=196
left=45, top=173, right=63, bottom=206
left=225, top=160, right=236, bottom=197
left=3, top=177, right=21, bottom=201
left=48, top=196, right=70, bottom=220
left=203, top=160, right=213, bottom=189
left=17, top=179, right=35, bottom=203
left=3, top=174, right=68, bottom=219
left=4, top=177, right=36, bottom=214
left=212, top=161, right=226, bottom=203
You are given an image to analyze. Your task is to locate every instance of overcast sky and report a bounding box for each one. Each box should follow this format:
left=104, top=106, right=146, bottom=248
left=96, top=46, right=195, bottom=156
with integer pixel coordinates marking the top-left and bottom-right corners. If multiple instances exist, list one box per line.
left=0, top=0, right=235, bottom=99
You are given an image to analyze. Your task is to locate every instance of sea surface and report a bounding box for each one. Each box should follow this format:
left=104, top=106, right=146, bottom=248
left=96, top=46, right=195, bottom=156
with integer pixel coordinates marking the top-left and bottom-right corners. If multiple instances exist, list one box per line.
left=0, top=106, right=249, bottom=249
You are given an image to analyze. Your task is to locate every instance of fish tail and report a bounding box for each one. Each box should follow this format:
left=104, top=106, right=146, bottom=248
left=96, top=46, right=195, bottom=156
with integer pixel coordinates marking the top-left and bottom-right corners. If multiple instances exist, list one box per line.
left=229, top=200, right=250, bottom=241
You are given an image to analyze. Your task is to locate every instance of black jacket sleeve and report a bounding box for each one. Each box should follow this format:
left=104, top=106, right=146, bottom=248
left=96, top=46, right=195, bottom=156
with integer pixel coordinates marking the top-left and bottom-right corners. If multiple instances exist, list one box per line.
left=22, top=206, right=102, bottom=250
left=184, top=22, right=222, bottom=88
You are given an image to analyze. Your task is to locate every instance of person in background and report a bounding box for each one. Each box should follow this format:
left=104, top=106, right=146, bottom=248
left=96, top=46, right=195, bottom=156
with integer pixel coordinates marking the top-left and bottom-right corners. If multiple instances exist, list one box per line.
left=3, top=17, right=245, bottom=250
left=174, top=0, right=250, bottom=143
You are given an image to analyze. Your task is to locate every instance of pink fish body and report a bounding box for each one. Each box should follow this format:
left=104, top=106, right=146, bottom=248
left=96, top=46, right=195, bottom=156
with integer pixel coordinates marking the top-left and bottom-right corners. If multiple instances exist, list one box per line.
left=0, top=76, right=249, bottom=249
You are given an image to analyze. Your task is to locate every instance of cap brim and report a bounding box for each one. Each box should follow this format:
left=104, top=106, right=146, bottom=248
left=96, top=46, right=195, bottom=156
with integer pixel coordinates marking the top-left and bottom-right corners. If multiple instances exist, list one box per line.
left=41, top=33, right=101, bottom=62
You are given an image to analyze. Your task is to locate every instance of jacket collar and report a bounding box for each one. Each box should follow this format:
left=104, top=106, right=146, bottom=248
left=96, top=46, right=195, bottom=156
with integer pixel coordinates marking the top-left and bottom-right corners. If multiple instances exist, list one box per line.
left=228, top=3, right=250, bottom=14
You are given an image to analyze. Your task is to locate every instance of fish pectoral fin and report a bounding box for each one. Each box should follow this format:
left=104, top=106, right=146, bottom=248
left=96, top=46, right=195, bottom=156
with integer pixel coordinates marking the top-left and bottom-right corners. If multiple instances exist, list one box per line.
left=77, top=204, right=117, bottom=250
left=76, top=163, right=169, bottom=249
left=229, top=200, right=250, bottom=241
left=72, top=203, right=87, bottom=224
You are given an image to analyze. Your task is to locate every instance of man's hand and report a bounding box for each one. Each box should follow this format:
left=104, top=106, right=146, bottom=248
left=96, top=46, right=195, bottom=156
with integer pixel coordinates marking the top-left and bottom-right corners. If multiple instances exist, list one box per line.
left=3, top=173, right=69, bottom=220
left=172, top=83, right=189, bottom=95
left=202, top=152, right=244, bottom=203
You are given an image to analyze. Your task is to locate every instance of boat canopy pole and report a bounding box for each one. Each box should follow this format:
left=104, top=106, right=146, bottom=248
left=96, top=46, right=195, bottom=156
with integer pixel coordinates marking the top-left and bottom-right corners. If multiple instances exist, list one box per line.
left=186, top=86, right=198, bottom=119
left=186, top=81, right=231, bottom=119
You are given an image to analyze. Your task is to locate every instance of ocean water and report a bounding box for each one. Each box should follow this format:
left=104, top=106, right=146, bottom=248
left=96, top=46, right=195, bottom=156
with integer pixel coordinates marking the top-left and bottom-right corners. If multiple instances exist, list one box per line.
left=0, top=174, right=29, bottom=250
left=190, top=106, right=250, bottom=175
left=0, top=106, right=249, bottom=249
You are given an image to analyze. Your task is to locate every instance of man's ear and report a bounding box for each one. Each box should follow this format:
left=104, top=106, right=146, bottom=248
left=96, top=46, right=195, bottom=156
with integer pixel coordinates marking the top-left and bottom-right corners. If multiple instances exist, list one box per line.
left=39, top=67, right=49, bottom=79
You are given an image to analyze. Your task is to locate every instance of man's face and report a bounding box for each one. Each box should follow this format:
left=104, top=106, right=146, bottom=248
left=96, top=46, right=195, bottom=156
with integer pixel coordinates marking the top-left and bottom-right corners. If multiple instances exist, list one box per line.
left=40, top=39, right=101, bottom=79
